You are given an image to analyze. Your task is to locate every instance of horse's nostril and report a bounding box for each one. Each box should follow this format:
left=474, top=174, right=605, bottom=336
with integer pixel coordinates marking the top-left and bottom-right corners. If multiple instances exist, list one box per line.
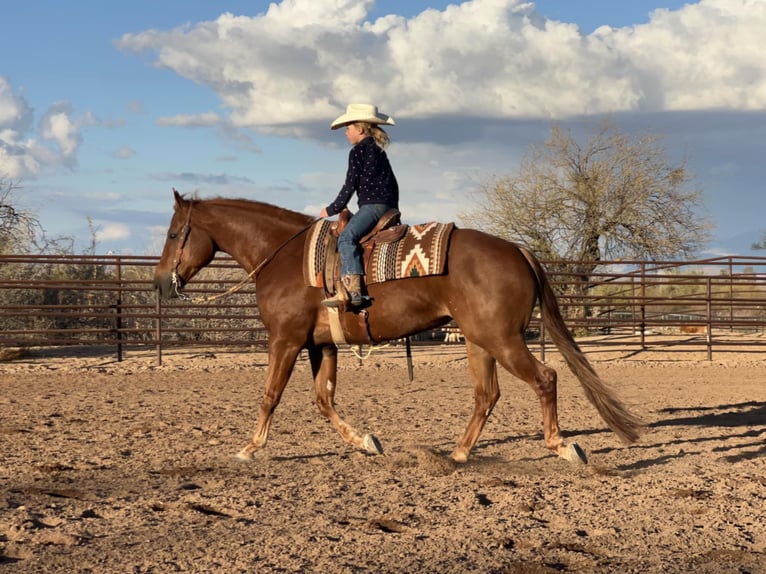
left=152, top=274, right=176, bottom=299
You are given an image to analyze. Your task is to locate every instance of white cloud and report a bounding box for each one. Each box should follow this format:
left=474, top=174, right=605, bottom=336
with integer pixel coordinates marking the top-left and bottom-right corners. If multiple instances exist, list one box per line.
left=156, top=112, right=222, bottom=127
left=0, top=77, right=33, bottom=130
left=605, top=0, right=766, bottom=111
left=112, top=146, right=136, bottom=159
left=0, top=77, right=39, bottom=177
left=96, top=222, right=131, bottom=242
left=117, top=0, right=766, bottom=131
left=0, top=77, right=88, bottom=178
left=155, top=112, right=262, bottom=153
left=39, top=104, right=81, bottom=160
left=150, top=171, right=255, bottom=185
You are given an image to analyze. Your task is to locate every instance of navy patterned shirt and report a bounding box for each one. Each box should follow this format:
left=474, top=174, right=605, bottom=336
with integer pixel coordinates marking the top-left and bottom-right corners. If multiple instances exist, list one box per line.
left=325, top=136, right=399, bottom=216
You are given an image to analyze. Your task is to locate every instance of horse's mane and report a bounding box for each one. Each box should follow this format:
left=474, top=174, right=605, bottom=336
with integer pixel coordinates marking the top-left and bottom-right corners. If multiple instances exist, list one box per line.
left=181, top=193, right=315, bottom=226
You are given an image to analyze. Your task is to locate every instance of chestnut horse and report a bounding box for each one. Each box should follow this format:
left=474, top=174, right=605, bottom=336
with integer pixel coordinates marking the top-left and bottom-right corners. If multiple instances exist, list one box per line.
left=154, top=191, right=643, bottom=464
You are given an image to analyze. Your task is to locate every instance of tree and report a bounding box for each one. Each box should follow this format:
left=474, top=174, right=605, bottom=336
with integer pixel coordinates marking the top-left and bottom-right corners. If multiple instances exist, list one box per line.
left=0, top=177, right=80, bottom=255
left=461, top=120, right=713, bottom=321
left=463, top=120, right=711, bottom=263
left=0, top=177, right=114, bottom=344
left=0, top=178, right=44, bottom=254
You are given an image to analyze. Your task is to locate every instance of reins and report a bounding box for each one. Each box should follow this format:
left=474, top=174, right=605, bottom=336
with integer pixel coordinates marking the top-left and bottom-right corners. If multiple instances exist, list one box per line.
left=171, top=202, right=318, bottom=304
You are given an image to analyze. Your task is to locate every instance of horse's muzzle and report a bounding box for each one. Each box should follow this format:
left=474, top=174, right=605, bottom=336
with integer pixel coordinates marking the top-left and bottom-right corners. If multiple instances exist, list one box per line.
left=154, top=272, right=183, bottom=299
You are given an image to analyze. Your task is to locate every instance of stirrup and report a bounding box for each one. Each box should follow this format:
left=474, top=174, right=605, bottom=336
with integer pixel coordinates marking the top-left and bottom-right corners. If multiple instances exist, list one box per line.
left=321, top=295, right=343, bottom=308
left=321, top=291, right=368, bottom=309
left=348, top=291, right=363, bottom=307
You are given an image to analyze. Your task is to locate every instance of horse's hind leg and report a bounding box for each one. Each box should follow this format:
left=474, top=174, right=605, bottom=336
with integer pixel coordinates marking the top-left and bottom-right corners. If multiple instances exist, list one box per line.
left=451, top=340, right=501, bottom=463
left=495, top=336, right=587, bottom=464
left=308, top=345, right=382, bottom=454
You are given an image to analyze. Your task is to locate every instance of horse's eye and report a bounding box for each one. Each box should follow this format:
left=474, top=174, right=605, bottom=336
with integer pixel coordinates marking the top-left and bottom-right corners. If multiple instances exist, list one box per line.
left=168, top=232, right=178, bottom=240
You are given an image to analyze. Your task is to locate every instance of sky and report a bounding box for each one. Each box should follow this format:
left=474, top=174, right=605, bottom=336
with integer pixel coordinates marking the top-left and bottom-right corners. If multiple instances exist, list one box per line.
left=1, top=0, right=765, bottom=257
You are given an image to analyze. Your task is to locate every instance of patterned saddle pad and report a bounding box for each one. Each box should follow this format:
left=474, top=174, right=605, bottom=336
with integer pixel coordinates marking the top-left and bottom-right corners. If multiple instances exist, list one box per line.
left=303, top=220, right=454, bottom=289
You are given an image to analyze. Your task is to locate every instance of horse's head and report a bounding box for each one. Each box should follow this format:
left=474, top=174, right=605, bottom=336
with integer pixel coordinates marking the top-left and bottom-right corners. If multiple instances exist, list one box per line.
left=154, top=189, right=217, bottom=299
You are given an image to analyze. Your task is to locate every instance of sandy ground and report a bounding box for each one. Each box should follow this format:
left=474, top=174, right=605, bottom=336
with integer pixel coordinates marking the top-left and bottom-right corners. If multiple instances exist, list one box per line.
left=1, top=342, right=765, bottom=573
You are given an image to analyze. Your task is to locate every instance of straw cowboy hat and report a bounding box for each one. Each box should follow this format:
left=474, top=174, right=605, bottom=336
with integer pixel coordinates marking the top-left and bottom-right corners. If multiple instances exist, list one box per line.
left=330, top=103, right=395, bottom=130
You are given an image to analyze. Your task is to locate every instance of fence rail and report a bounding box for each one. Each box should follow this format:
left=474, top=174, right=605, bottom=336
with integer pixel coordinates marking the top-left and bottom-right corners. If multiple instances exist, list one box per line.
left=0, top=254, right=264, bottom=364
left=1, top=253, right=766, bottom=363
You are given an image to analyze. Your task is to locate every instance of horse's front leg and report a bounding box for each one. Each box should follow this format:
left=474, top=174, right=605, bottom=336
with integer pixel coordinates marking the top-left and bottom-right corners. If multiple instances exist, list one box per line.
left=236, top=337, right=302, bottom=461
left=309, top=345, right=383, bottom=454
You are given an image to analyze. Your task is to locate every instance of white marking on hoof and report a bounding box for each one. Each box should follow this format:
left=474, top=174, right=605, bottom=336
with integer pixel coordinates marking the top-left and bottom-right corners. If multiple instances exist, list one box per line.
left=235, top=449, right=255, bottom=462
left=561, top=442, right=588, bottom=464
left=450, top=449, right=469, bottom=464
left=362, top=434, right=383, bottom=454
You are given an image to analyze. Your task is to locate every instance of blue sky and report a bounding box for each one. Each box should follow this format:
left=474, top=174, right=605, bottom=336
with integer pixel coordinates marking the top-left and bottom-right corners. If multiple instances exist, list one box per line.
left=1, top=0, right=765, bottom=256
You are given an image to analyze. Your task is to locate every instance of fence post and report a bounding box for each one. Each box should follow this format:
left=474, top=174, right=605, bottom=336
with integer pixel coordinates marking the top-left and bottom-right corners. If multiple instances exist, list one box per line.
left=155, top=292, right=163, bottom=366
left=728, top=257, right=734, bottom=332
left=115, top=259, right=123, bottom=362
left=539, top=318, right=546, bottom=363
left=707, top=277, right=713, bottom=361
left=640, top=262, right=646, bottom=350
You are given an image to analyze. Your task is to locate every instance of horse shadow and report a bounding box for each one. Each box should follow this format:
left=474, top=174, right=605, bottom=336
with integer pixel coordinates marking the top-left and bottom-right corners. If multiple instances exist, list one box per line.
left=652, top=400, right=766, bottom=428
left=575, top=400, right=766, bottom=470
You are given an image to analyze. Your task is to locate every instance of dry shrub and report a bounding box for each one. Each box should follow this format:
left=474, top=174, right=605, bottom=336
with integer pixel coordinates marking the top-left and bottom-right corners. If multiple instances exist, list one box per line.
left=0, top=346, right=25, bottom=362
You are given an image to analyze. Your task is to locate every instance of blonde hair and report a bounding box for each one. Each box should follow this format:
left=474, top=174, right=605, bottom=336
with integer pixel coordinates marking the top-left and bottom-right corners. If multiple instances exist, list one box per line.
left=355, top=122, right=390, bottom=149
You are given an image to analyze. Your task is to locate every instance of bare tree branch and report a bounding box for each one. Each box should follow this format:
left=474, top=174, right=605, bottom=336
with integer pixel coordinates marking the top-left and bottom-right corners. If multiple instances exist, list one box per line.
left=460, top=120, right=713, bottom=321
left=0, top=178, right=44, bottom=254
left=461, top=120, right=713, bottom=266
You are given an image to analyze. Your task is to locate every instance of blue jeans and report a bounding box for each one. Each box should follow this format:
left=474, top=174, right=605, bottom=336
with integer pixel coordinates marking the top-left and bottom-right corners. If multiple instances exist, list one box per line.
left=338, top=203, right=391, bottom=276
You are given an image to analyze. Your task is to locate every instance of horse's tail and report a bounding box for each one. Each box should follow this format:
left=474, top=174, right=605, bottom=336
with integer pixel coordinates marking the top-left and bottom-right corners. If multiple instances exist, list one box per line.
left=518, top=246, right=644, bottom=444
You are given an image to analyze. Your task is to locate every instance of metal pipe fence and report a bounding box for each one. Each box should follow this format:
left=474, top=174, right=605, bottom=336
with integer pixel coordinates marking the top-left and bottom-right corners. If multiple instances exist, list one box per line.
left=1, top=253, right=765, bottom=363
left=532, top=256, right=766, bottom=360
left=0, top=254, right=265, bottom=365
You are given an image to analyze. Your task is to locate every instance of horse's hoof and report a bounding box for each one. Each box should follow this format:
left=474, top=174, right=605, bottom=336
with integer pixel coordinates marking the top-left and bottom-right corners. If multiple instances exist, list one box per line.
left=449, top=449, right=469, bottom=463
left=561, top=442, right=588, bottom=464
left=362, top=434, right=383, bottom=454
left=235, top=449, right=255, bottom=462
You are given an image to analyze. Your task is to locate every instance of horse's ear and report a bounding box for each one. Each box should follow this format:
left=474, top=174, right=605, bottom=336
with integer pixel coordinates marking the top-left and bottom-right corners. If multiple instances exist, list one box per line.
left=173, top=188, right=183, bottom=209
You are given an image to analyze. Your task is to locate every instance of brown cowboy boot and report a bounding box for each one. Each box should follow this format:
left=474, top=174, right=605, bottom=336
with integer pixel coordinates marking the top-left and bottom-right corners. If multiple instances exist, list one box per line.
left=321, top=279, right=348, bottom=308
left=343, top=274, right=364, bottom=307
left=321, top=274, right=364, bottom=308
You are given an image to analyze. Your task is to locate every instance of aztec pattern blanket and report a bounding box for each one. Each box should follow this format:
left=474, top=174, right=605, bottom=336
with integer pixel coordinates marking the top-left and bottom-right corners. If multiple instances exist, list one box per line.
left=303, top=220, right=454, bottom=289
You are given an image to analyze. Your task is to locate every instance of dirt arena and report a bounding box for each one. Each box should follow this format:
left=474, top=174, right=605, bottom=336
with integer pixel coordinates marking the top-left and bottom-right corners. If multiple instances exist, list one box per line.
left=1, top=341, right=765, bottom=573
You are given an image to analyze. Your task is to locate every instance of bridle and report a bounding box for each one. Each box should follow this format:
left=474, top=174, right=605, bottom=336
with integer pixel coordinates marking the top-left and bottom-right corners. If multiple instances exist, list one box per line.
left=169, top=206, right=193, bottom=299
left=168, top=201, right=317, bottom=303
